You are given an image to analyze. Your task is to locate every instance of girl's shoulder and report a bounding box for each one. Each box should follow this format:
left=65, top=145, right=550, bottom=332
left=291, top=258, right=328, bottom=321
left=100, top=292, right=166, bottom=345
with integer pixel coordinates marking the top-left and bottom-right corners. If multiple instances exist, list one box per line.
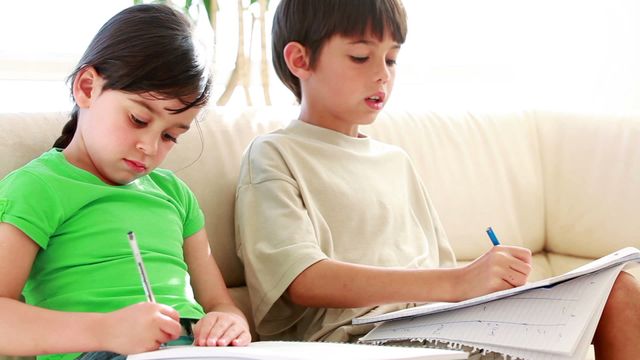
left=147, top=167, right=184, bottom=189
left=0, top=150, right=62, bottom=190
left=145, top=167, right=197, bottom=202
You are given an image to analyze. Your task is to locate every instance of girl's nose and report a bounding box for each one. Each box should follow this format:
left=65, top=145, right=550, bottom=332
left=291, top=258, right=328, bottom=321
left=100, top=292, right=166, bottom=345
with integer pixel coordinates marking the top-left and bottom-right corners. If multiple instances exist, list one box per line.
left=136, top=136, right=158, bottom=156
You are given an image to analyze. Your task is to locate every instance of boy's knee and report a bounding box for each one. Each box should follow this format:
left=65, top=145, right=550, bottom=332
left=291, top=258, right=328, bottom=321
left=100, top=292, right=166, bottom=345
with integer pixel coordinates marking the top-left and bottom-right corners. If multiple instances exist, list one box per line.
left=606, top=271, right=640, bottom=311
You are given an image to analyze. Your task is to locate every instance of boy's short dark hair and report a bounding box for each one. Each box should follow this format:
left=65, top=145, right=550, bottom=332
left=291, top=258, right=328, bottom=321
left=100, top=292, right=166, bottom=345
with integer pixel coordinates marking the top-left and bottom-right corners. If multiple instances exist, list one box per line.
left=272, top=0, right=408, bottom=103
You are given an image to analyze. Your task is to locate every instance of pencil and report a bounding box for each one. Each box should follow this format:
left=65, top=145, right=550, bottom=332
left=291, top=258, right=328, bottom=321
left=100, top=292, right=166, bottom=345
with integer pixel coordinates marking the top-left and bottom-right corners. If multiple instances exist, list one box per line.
left=127, top=231, right=156, bottom=303
left=486, top=226, right=501, bottom=246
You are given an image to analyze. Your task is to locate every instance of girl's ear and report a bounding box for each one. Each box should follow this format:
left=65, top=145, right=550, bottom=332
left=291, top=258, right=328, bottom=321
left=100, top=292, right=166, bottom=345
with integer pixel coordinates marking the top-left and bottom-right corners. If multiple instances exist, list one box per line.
left=72, top=66, right=103, bottom=108
left=283, top=42, right=312, bottom=80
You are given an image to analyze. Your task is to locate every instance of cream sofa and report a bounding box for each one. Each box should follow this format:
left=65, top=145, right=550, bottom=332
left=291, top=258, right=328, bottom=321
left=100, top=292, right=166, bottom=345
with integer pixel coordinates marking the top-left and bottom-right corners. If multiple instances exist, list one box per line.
left=1, top=107, right=638, bottom=358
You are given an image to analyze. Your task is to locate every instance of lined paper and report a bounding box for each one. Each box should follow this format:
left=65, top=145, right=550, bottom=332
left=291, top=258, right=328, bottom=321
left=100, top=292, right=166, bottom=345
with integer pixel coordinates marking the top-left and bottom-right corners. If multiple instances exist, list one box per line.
left=355, top=247, right=640, bottom=326
left=360, top=265, right=624, bottom=359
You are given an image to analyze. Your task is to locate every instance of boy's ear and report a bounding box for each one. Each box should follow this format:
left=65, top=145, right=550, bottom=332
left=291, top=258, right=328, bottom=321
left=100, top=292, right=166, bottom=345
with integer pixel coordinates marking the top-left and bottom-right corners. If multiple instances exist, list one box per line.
left=283, top=42, right=312, bottom=80
left=72, top=66, right=103, bottom=108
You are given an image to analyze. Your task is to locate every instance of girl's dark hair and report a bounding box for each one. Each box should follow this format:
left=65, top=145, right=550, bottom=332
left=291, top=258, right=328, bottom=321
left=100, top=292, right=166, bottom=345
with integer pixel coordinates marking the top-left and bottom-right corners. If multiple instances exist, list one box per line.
left=54, top=4, right=212, bottom=149
left=272, top=0, right=407, bottom=103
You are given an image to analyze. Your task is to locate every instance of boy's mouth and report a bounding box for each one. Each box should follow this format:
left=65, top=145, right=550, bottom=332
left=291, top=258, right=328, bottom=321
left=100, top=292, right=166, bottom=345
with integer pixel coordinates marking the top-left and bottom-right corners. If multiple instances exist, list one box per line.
left=365, top=92, right=386, bottom=109
left=366, top=91, right=386, bottom=103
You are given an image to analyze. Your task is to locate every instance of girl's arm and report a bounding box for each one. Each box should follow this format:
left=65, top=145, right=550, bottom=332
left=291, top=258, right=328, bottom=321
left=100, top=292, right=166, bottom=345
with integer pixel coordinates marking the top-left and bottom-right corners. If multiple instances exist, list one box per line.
left=0, top=223, right=182, bottom=356
left=183, top=229, right=251, bottom=346
left=287, top=245, right=532, bottom=308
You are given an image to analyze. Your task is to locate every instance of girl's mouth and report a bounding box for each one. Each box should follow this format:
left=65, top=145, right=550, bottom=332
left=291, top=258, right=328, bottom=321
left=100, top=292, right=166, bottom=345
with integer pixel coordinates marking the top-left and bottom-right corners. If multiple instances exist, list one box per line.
left=124, top=159, right=147, bottom=173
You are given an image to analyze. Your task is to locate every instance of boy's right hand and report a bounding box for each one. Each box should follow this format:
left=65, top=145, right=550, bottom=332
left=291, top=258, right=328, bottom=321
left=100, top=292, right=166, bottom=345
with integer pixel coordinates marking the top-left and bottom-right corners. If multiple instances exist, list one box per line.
left=457, top=245, right=532, bottom=300
left=100, top=302, right=182, bottom=354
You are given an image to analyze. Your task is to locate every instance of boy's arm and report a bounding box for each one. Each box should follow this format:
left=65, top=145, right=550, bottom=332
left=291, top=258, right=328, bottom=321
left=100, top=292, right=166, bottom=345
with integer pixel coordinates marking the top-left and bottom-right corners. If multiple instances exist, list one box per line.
left=288, top=245, right=532, bottom=308
left=183, top=228, right=251, bottom=345
left=0, top=222, right=181, bottom=356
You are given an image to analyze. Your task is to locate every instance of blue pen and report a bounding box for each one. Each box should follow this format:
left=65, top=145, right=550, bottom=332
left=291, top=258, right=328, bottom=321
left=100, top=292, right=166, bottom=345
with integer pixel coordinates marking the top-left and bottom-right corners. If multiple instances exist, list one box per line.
left=486, top=226, right=501, bottom=246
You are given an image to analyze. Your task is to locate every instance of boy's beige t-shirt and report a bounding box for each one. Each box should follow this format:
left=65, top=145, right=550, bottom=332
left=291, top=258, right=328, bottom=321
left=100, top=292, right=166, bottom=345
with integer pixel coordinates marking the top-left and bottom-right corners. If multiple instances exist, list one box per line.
left=235, top=120, right=456, bottom=342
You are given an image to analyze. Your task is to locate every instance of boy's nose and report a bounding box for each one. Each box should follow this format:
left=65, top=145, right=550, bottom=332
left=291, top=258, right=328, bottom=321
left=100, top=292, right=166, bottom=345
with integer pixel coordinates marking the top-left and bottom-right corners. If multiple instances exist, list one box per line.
left=375, top=61, right=391, bottom=84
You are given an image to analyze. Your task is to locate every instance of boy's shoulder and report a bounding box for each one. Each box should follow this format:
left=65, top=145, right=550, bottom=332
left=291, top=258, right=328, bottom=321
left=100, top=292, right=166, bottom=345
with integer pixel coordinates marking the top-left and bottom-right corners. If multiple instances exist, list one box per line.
left=246, top=121, right=410, bottom=155
left=244, top=125, right=297, bottom=156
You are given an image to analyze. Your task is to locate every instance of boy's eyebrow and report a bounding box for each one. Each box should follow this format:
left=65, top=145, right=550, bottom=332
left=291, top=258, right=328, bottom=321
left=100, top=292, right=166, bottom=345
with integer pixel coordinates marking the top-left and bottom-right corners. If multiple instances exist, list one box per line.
left=347, top=39, right=401, bottom=49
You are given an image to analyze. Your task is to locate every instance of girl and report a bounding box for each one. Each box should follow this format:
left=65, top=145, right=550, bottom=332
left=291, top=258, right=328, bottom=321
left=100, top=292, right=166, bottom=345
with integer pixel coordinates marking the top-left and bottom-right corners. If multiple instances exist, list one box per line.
left=0, top=4, right=250, bottom=360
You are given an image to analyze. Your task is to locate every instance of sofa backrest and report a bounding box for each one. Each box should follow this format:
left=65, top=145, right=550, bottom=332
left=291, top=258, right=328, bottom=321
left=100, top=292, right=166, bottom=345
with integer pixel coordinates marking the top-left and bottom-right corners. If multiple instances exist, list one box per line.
left=535, top=111, right=640, bottom=275
left=3, top=107, right=640, bottom=287
left=364, top=110, right=546, bottom=261
left=161, top=107, right=299, bottom=286
left=0, top=107, right=554, bottom=286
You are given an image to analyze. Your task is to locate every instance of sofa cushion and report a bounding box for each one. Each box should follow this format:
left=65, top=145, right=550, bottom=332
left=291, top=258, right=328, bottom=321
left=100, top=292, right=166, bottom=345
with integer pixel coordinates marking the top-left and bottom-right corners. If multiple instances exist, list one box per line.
left=1, top=109, right=635, bottom=293
left=362, top=110, right=546, bottom=264
left=162, top=107, right=298, bottom=286
left=536, top=111, right=640, bottom=259
left=0, top=112, right=65, bottom=172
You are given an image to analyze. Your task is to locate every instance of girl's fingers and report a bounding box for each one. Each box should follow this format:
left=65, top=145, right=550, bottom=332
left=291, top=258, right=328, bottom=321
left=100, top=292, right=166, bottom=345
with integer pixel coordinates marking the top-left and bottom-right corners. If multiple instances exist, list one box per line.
left=231, top=331, right=252, bottom=346
left=204, top=317, right=233, bottom=346
left=216, top=323, right=246, bottom=346
left=193, top=314, right=250, bottom=347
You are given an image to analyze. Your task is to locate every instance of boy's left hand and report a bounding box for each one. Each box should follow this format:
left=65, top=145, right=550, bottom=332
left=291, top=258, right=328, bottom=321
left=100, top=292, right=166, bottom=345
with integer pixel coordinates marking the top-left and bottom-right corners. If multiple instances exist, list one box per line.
left=192, top=311, right=251, bottom=347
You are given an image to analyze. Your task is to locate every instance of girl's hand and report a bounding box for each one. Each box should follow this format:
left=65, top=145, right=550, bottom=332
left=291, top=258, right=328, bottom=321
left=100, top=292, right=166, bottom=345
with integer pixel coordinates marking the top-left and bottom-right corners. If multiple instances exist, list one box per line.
left=101, top=302, right=181, bottom=354
left=457, top=245, right=532, bottom=300
left=192, top=311, right=251, bottom=347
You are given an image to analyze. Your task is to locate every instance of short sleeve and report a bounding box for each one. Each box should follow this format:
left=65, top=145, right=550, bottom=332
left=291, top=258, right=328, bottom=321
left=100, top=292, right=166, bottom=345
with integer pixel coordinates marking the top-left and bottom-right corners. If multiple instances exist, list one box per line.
left=150, top=169, right=205, bottom=239
left=175, top=177, right=204, bottom=239
left=235, top=140, right=327, bottom=333
left=0, top=170, right=63, bottom=248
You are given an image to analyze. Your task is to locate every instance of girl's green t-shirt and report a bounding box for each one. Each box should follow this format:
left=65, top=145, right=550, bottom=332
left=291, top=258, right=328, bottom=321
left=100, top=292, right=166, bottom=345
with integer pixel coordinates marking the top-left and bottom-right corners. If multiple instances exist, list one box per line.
left=0, top=149, right=206, bottom=360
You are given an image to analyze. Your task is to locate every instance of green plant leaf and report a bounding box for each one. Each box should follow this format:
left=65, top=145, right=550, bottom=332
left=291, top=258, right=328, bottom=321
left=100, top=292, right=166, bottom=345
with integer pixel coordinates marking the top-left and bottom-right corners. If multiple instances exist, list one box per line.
left=249, top=0, right=270, bottom=8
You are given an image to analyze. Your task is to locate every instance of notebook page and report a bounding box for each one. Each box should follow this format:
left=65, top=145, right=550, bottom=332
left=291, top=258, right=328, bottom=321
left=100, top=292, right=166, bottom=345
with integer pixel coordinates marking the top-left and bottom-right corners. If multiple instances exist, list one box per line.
left=354, top=247, right=640, bottom=326
left=127, top=341, right=468, bottom=360
left=360, top=265, right=624, bottom=358
left=453, top=265, right=620, bottom=360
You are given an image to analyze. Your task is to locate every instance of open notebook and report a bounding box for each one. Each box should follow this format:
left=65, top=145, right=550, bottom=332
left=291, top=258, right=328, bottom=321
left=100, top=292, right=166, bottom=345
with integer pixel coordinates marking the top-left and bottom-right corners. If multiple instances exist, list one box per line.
left=127, top=341, right=468, bottom=360
left=355, top=247, right=640, bottom=360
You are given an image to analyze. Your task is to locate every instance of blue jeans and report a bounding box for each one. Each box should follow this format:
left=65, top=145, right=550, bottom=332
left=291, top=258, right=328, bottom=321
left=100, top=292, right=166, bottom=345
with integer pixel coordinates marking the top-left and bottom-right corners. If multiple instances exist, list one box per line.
left=76, top=352, right=125, bottom=360
left=75, top=319, right=195, bottom=359
left=75, top=336, right=194, bottom=360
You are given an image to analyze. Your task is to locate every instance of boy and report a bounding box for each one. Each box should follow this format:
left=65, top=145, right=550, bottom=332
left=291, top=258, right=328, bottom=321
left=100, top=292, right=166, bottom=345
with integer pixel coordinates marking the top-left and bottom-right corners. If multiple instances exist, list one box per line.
left=234, top=0, right=640, bottom=358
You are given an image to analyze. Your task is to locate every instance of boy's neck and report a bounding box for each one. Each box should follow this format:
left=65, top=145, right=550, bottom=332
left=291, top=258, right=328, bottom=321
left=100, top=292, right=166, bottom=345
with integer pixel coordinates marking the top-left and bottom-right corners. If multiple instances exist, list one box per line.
left=298, top=109, right=361, bottom=138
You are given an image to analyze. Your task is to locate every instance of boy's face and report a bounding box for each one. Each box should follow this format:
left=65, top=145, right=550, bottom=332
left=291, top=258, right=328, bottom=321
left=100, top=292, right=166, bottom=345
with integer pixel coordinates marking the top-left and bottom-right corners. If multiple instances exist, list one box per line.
left=300, top=30, right=400, bottom=136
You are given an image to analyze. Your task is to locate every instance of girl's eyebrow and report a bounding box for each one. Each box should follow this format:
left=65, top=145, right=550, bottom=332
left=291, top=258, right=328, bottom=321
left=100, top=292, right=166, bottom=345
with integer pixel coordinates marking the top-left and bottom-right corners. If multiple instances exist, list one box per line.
left=129, top=97, right=191, bottom=130
left=130, top=98, right=160, bottom=116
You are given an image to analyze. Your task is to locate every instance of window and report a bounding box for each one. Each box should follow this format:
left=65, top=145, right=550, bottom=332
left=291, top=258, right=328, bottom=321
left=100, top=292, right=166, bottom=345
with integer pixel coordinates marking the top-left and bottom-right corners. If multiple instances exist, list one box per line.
left=2, top=0, right=639, bottom=112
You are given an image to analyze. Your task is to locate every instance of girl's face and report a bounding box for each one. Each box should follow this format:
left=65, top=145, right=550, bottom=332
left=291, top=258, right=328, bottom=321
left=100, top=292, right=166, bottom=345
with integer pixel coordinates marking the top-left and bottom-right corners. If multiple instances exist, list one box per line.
left=299, top=30, right=400, bottom=137
left=66, top=72, right=201, bottom=185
